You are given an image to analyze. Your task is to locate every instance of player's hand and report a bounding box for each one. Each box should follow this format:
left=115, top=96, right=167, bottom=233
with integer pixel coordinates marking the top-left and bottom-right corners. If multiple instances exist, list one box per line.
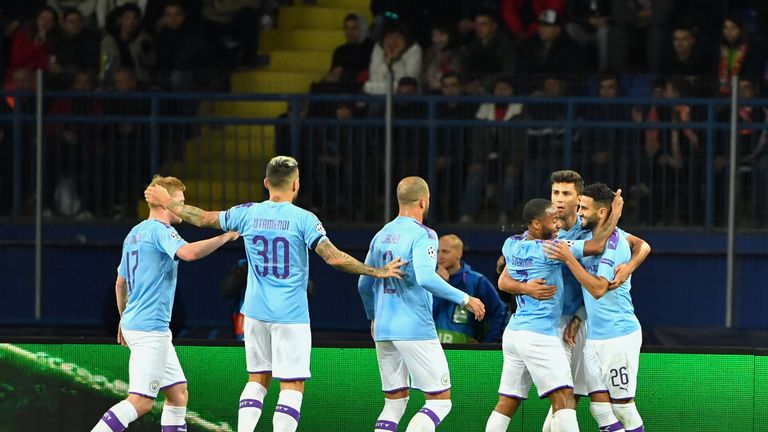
left=144, top=185, right=171, bottom=207
left=465, top=297, right=485, bottom=320
left=563, top=316, right=582, bottom=347
left=611, top=188, right=624, bottom=219
left=543, top=240, right=574, bottom=263
left=495, top=255, right=506, bottom=275
left=117, top=325, right=127, bottom=347
left=523, top=278, right=556, bottom=300
left=437, top=266, right=449, bottom=281
left=224, top=231, right=240, bottom=242
left=377, top=257, right=406, bottom=279
left=608, top=264, right=632, bottom=289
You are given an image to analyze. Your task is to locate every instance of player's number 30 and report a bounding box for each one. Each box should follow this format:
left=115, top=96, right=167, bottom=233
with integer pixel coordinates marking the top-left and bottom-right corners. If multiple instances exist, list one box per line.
left=251, top=236, right=290, bottom=279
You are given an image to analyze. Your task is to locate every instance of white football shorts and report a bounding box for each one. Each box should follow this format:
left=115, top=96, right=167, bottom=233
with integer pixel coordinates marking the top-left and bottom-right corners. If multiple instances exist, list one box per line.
left=375, top=339, right=451, bottom=394
left=244, top=317, right=312, bottom=380
left=122, top=330, right=186, bottom=399
left=498, top=329, right=573, bottom=399
left=558, top=315, right=602, bottom=397
left=583, top=329, right=642, bottom=400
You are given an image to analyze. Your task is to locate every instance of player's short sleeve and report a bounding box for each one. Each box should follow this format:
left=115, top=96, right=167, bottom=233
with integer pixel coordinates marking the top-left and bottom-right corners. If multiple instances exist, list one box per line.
left=220, top=202, right=254, bottom=232
left=155, top=226, right=188, bottom=259
left=412, top=230, right=438, bottom=271
left=302, top=211, right=328, bottom=250
left=117, top=248, right=127, bottom=278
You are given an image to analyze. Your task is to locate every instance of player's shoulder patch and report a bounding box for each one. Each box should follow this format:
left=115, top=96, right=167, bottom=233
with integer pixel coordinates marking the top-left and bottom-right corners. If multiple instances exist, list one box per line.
left=315, top=221, right=327, bottom=236
left=169, top=229, right=183, bottom=241
left=599, top=257, right=615, bottom=267
left=607, top=229, right=620, bottom=250
left=427, top=245, right=437, bottom=261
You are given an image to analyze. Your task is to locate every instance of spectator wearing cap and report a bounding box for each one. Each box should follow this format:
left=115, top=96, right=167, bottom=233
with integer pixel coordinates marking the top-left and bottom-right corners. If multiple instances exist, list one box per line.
left=517, top=9, right=586, bottom=88
left=608, top=0, right=673, bottom=73
left=99, top=3, right=155, bottom=84
left=501, top=0, right=566, bottom=39
left=715, top=15, right=764, bottom=96
left=458, top=10, right=516, bottom=92
left=564, top=0, right=611, bottom=71
left=363, top=21, right=422, bottom=95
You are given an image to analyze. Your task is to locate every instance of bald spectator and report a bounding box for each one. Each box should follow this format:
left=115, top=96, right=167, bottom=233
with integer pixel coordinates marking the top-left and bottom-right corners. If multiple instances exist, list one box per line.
left=434, top=234, right=507, bottom=343
left=459, top=11, right=516, bottom=92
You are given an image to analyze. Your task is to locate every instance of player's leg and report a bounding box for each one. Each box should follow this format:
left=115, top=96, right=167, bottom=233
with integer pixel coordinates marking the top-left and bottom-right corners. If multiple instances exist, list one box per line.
left=271, top=322, right=312, bottom=432
left=486, top=329, right=531, bottom=432
left=584, top=338, right=625, bottom=432
left=542, top=316, right=577, bottom=432
left=159, top=338, right=189, bottom=432
left=239, top=317, right=272, bottom=432
left=604, top=330, right=644, bottom=432
left=374, top=341, right=411, bottom=432
left=397, top=339, right=453, bottom=431
left=91, top=330, right=165, bottom=431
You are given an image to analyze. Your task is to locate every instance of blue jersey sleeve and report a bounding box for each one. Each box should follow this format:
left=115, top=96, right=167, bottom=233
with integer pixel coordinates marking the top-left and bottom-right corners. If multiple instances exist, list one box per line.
left=155, top=226, right=187, bottom=259
left=413, top=233, right=466, bottom=304
left=476, top=276, right=507, bottom=342
left=300, top=211, right=329, bottom=250
left=358, top=248, right=376, bottom=320
left=117, top=250, right=127, bottom=278
left=220, top=202, right=255, bottom=232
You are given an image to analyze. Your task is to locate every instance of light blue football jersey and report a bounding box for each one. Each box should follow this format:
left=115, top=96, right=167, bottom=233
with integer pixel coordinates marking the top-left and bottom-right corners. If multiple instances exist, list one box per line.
left=358, top=216, right=467, bottom=341
left=118, top=219, right=187, bottom=332
left=580, top=228, right=641, bottom=340
left=503, top=235, right=584, bottom=336
left=219, top=201, right=328, bottom=324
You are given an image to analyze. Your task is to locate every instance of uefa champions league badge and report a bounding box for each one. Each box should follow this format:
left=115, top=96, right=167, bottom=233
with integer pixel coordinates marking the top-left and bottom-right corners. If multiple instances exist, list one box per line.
left=427, top=246, right=436, bottom=261
left=315, top=222, right=326, bottom=236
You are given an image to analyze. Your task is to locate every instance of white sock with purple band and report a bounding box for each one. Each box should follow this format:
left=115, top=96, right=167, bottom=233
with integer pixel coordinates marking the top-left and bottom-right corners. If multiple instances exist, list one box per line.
left=375, top=397, right=409, bottom=431
left=485, top=410, right=511, bottom=432
left=405, top=400, right=452, bottom=432
left=590, top=402, right=625, bottom=432
left=238, top=382, right=268, bottom=432
left=272, top=389, right=303, bottom=432
left=161, top=405, right=187, bottom=431
left=612, top=403, right=644, bottom=432
left=91, top=400, right=138, bottom=432
left=552, top=408, right=579, bottom=432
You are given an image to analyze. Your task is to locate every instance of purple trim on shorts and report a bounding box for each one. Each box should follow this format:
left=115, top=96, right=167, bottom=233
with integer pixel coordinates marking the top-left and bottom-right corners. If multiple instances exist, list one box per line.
left=418, top=408, right=442, bottom=427
left=588, top=390, right=609, bottom=396
left=422, top=386, right=450, bottom=395
left=275, top=376, right=309, bottom=382
left=383, top=386, right=410, bottom=394
left=247, top=370, right=272, bottom=375
left=611, top=396, right=636, bottom=401
left=625, top=427, right=644, bottom=432
left=160, top=380, right=187, bottom=390
left=128, top=391, right=156, bottom=400
left=498, top=392, right=527, bottom=400
left=539, top=385, right=573, bottom=399
left=374, top=420, right=398, bottom=431
left=274, top=404, right=301, bottom=422
left=161, top=426, right=187, bottom=432
left=239, top=399, right=264, bottom=409
left=101, top=410, right=126, bottom=432
left=599, top=421, right=625, bottom=432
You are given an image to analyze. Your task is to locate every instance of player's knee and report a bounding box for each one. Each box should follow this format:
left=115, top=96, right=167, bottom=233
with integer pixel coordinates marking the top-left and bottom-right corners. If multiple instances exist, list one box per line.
left=164, top=383, right=188, bottom=406
left=494, top=395, right=519, bottom=417
left=548, top=388, right=576, bottom=411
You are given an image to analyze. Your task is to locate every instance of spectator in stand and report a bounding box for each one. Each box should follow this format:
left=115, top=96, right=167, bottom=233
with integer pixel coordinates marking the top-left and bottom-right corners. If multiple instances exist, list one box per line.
left=154, top=1, right=212, bottom=90
left=459, top=10, right=516, bottom=92
left=422, top=21, right=461, bottom=94
left=501, top=0, right=566, bottom=40
left=99, top=3, right=155, bottom=85
left=96, top=0, right=148, bottom=35
left=517, top=9, right=586, bottom=91
left=47, top=0, right=99, bottom=28
left=50, top=8, right=100, bottom=88
left=6, top=6, right=58, bottom=86
left=565, top=0, right=611, bottom=72
left=460, top=76, right=525, bottom=225
left=716, top=15, right=764, bottom=96
left=363, top=21, right=421, bottom=96
left=200, top=0, right=261, bottom=69
left=437, top=71, right=477, bottom=120
left=660, top=23, right=711, bottom=82
left=329, top=13, right=374, bottom=85
left=608, top=0, right=673, bottom=73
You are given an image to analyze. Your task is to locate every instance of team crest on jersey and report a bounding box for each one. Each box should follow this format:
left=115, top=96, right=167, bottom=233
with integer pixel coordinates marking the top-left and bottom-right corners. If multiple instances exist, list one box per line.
left=427, top=246, right=436, bottom=261
left=315, top=222, right=326, bottom=236
left=440, top=373, right=450, bottom=386
left=149, top=380, right=160, bottom=392
left=561, top=240, right=576, bottom=247
left=170, top=231, right=182, bottom=240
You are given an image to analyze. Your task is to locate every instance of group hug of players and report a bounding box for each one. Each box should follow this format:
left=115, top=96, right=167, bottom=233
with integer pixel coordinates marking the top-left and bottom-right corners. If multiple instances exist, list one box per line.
left=90, top=156, right=650, bottom=432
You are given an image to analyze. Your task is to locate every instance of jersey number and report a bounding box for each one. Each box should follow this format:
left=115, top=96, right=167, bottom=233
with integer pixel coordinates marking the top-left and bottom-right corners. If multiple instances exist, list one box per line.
left=125, top=250, right=139, bottom=295
left=252, top=236, right=290, bottom=279
left=382, top=250, right=396, bottom=294
left=610, top=367, right=630, bottom=387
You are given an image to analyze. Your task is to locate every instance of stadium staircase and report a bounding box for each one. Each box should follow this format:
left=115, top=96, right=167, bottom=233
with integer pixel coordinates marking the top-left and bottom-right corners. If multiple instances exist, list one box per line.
left=139, top=0, right=371, bottom=217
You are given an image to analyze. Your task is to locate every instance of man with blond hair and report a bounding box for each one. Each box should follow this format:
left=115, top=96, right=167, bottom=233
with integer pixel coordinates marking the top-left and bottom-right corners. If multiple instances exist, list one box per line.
left=145, top=156, right=404, bottom=432
left=91, top=175, right=240, bottom=432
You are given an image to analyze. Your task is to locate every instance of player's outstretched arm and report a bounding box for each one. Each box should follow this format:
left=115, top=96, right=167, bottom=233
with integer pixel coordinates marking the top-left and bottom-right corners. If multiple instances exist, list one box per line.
left=176, top=231, right=240, bottom=262
left=315, top=238, right=405, bottom=279
left=544, top=240, right=609, bottom=299
left=583, top=188, right=624, bottom=256
left=115, top=276, right=128, bottom=347
left=144, top=185, right=222, bottom=229
left=498, top=270, right=556, bottom=300
left=608, top=234, right=651, bottom=289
